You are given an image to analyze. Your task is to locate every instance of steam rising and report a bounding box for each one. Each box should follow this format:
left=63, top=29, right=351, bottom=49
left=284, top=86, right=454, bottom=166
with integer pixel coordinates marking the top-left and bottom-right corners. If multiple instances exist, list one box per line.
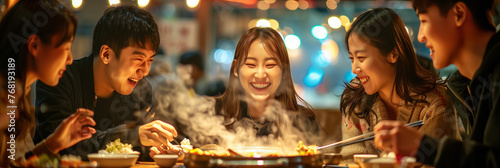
left=149, top=63, right=321, bottom=154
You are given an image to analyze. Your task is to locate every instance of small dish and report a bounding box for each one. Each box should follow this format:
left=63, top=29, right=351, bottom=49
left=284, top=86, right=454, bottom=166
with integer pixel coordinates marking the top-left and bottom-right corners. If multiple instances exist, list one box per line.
left=353, top=154, right=378, bottom=164
left=322, top=153, right=342, bottom=165
left=154, top=154, right=178, bottom=168
left=358, top=157, right=397, bottom=168
left=87, top=153, right=139, bottom=167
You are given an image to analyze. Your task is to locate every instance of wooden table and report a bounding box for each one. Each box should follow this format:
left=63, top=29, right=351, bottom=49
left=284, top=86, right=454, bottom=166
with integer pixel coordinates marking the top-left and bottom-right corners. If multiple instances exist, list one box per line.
left=131, top=162, right=360, bottom=168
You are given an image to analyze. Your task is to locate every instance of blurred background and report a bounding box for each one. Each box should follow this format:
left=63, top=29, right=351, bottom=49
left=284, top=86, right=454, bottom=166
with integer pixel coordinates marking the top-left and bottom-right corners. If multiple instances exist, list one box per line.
left=2, top=0, right=500, bottom=142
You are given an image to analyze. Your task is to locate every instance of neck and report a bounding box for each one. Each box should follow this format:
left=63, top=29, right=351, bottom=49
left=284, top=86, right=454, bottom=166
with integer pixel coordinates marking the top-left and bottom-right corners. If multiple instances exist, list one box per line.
left=25, top=56, right=37, bottom=93
left=378, top=84, right=401, bottom=116
left=453, top=27, right=495, bottom=79
left=246, top=99, right=268, bottom=119
left=93, top=57, right=114, bottom=98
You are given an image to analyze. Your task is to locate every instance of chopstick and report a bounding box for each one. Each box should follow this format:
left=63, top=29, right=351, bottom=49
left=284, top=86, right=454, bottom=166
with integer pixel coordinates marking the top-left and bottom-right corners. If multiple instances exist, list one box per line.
left=316, top=120, right=424, bottom=150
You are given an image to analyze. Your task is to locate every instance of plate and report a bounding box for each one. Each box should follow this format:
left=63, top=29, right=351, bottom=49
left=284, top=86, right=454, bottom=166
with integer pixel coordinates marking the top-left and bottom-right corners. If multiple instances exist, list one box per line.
left=87, top=153, right=139, bottom=167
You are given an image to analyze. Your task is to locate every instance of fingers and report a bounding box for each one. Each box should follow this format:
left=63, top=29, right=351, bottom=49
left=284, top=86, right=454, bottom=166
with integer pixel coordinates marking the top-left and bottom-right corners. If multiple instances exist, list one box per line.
left=77, top=108, right=94, bottom=117
left=79, top=117, right=96, bottom=126
left=150, top=146, right=161, bottom=158
left=154, top=120, right=178, bottom=138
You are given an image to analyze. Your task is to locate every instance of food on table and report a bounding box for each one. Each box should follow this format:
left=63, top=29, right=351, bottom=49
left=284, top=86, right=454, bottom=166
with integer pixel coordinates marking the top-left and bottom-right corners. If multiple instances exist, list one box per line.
left=21, top=154, right=86, bottom=168
left=98, top=138, right=136, bottom=154
left=180, top=138, right=193, bottom=153
left=295, top=140, right=317, bottom=155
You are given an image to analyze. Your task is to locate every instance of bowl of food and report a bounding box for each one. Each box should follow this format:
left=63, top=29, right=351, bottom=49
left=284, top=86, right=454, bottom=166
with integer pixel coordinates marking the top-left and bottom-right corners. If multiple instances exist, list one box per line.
left=154, top=154, right=178, bottom=168
left=87, top=138, right=140, bottom=167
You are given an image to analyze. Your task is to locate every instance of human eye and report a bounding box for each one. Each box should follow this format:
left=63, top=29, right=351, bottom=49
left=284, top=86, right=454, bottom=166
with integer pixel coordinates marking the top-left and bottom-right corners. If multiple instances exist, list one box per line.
left=245, top=63, right=256, bottom=68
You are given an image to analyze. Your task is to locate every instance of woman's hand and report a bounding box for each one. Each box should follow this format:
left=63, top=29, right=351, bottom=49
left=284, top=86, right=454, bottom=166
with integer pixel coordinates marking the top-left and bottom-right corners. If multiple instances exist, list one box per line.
left=46, top=108, right=97, bottom=153
left=139, top=120, right=178, bottom=147
left=374, top=120, right=424, bottom=157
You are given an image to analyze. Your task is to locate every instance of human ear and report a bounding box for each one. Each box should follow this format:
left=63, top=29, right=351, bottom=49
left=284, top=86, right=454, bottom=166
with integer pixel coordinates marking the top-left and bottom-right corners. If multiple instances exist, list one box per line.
left=99, top=45, right=112, bottom=64
left=232, top=59, right=239, bottom=78
left=387, top=51, right=398, bottom=63
left=453, top=2, right=468, bottom=27
left=27, top=35, right=40, bottom=57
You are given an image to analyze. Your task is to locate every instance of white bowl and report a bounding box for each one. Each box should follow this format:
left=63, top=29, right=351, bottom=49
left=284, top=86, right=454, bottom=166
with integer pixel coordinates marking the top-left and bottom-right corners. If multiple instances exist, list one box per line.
left=153, top=154, right=178, bottom=168
left=87, top=153, right=139, bottom=167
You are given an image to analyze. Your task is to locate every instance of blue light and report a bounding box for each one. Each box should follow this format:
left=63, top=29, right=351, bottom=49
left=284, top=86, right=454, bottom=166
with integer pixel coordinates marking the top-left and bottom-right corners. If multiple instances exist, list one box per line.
left=312, top=52, right=331, bottom=68
left=311, top=25, right=328, bottom=40
left=344, top=71, right=356, bottom=82
left=303, top=67, right=325, bottom=87
left=213, top=49, right=233, bottom=64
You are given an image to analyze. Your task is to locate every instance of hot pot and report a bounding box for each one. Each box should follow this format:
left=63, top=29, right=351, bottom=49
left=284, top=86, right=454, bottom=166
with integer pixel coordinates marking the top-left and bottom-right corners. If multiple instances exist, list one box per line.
left=183, top=147, right=324, bottom=168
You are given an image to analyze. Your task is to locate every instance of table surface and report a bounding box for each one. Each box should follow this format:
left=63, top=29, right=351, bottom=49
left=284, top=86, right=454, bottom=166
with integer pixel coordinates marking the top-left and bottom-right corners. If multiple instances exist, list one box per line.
left=131, top=161, right=360, bottom=168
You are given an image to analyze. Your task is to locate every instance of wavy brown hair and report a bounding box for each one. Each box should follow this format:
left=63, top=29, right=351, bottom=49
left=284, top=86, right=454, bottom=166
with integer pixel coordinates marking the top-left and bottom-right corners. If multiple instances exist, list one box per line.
left=340, top=8, right=442, bottom=120
left=215, top=27, right=315, bottom=120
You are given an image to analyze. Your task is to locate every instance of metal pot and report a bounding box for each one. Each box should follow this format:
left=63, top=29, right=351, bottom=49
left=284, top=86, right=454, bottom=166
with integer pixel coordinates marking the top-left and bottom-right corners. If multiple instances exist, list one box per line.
left=183, top=147, right=324, bottom=168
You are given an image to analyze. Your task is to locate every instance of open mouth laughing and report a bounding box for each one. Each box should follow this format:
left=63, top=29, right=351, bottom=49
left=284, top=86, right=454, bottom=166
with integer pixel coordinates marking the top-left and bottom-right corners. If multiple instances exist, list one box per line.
left=251, top=83, right=270, bottom=89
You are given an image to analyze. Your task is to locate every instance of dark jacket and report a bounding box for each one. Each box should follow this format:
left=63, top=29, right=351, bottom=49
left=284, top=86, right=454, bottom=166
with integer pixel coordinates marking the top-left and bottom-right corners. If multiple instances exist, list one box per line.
left=417, top=32, right=500, bottom=167
left=34, top=55, right=153, bottom=160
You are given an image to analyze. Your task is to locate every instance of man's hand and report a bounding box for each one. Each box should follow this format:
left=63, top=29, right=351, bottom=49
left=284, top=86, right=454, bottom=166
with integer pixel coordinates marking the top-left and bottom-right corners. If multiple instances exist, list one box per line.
left=46, top=108, right=97, bottom=153
left=374, top=120, right=424, bottom=156
left=139, top=120, right=178, bottom=147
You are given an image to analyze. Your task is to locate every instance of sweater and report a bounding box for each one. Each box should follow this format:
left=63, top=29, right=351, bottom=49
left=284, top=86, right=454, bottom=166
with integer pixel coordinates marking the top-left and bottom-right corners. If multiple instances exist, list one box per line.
left=340, top=85, right=461, bottom=163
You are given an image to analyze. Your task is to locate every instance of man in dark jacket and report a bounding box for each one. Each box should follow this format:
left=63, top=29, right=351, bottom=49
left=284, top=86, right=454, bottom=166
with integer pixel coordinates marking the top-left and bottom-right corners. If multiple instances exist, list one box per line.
left=34, top=5, right=178, bottom=160
left=373, top=0, right=500, bottom=167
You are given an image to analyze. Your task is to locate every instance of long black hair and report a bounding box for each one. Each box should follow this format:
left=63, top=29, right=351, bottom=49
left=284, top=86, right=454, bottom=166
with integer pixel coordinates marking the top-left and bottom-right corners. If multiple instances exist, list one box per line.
left=340, top=8, right=441, bottom=120
left=0, top=1, right=76, bottom=165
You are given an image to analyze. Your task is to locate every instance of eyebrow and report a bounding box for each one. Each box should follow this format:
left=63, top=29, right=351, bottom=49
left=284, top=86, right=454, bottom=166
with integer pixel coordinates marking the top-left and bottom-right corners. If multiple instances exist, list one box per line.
left=348, top=49, right=367, bottom=55
left=246, top=57, right=277, bottom=61
left=132, top=50, right=156, bottom=58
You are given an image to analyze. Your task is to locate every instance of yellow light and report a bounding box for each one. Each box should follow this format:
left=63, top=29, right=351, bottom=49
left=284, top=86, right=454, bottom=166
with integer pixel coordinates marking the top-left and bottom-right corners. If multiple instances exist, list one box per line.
left=269, top=19, right=279, bottom=30
left=257, top=1, right=270, bottom=10
left=339, top=15, right=350, bottom=26
left=186, top=0, right=200, bottom=8
left=321, top=39, right=339, bottom=64
left=72, top=0, right=82, bottom=9
left=138, top=0, right=149, bottom=8
left=248, top=19, right=258, bottom=29
left=108, top=0, right=120, bottom=6
left=298, top=0, right=309, bottom=10
left=285, top=0, right=299, bottom=10
left=326, top=0, right=337, bottom=10
left=264, top=0, right=276, bottom=3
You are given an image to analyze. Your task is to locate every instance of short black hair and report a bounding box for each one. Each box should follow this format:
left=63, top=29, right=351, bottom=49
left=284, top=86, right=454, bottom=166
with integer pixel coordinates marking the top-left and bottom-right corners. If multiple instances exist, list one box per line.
left=412, top=0, right=495, bottom=31
left=91, top=5, right=160, bottom=58
left=179, top=51, right=204, bottom=71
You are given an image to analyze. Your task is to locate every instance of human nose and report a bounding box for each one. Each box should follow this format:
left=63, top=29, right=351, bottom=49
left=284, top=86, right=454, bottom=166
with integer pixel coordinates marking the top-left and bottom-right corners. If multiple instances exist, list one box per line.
left=417, top=25, right=426, bottom=43
left=352, top=62, right=361, bottom=74
left=66, top=52, right=73, bottom=65
left=138, top=61, right=151, bottom=77
left=254, top=66, right=267, bottom=79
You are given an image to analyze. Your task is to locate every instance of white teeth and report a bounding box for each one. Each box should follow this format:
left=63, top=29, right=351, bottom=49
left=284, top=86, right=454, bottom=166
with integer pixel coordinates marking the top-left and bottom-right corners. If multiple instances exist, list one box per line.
left=251, top=83, right=270, bottom=89
left=129, top=78, right=138, bottom=83
left=359, top=77, right=369, bottom=83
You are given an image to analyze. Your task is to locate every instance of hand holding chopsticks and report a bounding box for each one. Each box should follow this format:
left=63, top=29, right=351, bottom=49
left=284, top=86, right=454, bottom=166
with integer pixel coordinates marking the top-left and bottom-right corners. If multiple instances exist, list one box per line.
left=317, top=120, right=424, bottom=150
left=373, top=120, right=426, bottom=156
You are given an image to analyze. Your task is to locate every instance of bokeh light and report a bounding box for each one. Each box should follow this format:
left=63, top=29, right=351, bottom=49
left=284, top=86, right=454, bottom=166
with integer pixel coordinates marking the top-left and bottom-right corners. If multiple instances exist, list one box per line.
left=186, top=0, right=200, bottom=8
left=284, top=34, right=301, bottom=49
left=256, top=19, right=271, bottom=27
left=72, top=0, right=82, bottom=9
left=138, top=0, right=149, bottom=8
left=311, top=25, right=328, bottom=40
left=328, top=16, right=342, bottom=29
left=304, top=67, right=325, bottom=87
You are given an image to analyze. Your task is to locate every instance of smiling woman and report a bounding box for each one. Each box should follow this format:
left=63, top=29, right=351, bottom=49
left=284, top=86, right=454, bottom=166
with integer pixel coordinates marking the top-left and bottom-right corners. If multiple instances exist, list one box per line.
left=214, top=27, right=322, bottom=144
left=338, top=8, right=461, bottom=163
